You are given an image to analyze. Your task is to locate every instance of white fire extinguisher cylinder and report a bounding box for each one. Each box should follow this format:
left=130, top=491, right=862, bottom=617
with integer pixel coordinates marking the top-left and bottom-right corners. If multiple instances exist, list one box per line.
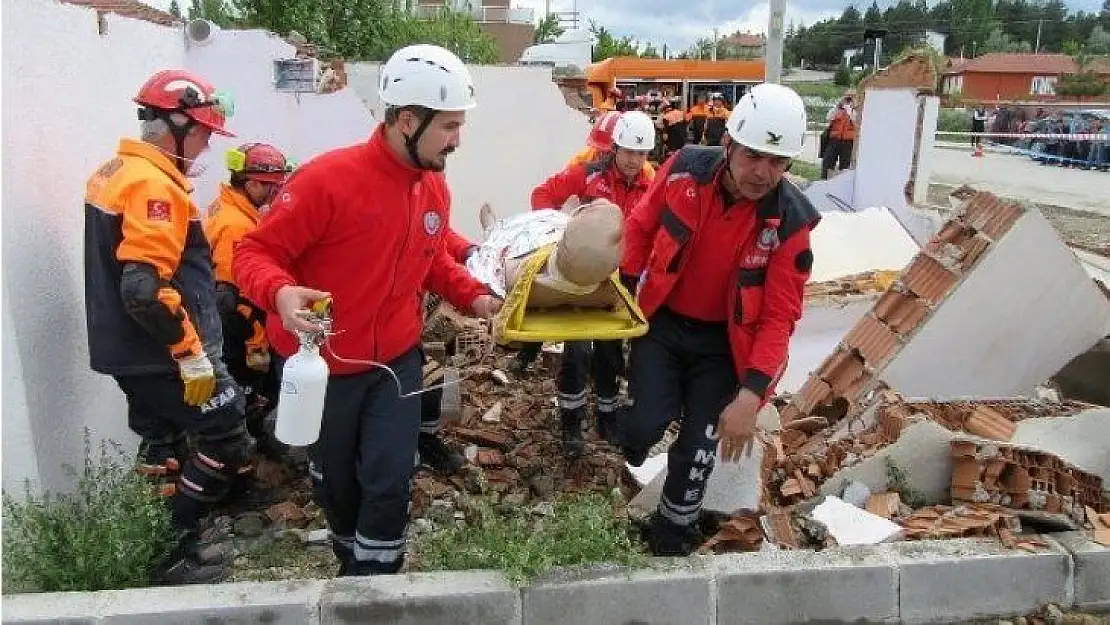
left=275, top=342, right=329, bottom=446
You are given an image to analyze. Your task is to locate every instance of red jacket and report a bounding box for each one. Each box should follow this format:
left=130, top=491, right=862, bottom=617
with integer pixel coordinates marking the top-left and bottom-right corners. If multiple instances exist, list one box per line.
left=531, top=154, right=653, bottom=215
left=234, top=126, right=486, bottom=374
left=623, top=146, right=821, bottom=398
left=444, top=228, right=476, bottom=264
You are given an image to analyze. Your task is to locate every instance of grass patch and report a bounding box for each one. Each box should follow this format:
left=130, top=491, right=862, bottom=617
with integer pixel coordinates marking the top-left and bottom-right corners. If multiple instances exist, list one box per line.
left=2, top=433, right=175, bottom=593
left=411, top=492, right=648, bottom=584
left=790, top=81, right=845, bottom=100
left=790, top=160, right=822, bottom=181
left=230, top=534, right=336, bottom=582
left=885, top=457, right=926, bottom=509
left=938, top=108, right=972, bottom=134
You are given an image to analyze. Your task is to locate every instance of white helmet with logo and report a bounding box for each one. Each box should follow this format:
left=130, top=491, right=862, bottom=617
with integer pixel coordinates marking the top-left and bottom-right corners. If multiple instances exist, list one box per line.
left=725, top=83, right=807, bottom=158
left=612, top=111, right=656, bottom=152
left=378, top=44, right=476, bottom=111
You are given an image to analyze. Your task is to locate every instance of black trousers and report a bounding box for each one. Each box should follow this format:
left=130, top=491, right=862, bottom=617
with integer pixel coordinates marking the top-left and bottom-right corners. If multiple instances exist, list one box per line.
left=621, top=308, right=738, bottom=527
left=115, top=371, right=247, bottom=533
left=821, top=138, right=853, bottom=178
left=557, top=340, right=624, bottom=416
left=307, top=347, right=421, bottom=575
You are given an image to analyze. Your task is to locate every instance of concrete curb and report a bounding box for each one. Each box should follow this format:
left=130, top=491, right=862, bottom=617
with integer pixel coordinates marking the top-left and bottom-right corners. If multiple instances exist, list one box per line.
left=4, top=534, right=1107, bottom=624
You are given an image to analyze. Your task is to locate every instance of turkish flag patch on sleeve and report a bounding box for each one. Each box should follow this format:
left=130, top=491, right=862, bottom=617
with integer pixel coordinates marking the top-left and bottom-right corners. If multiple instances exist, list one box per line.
left=146, top=199, right=172, bottom=222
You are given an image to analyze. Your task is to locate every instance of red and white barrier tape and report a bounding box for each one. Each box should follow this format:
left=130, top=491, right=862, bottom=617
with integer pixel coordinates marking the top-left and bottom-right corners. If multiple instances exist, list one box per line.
left=935, top=130, right=1110, bottom=140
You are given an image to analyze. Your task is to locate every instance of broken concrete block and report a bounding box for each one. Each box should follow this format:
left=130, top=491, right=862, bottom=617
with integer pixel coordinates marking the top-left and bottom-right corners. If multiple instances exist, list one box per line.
left=808, top=495, right=903, bottom=545
left=820, top=420, right=956, bottom=506
left=1011, top=408, right=1110, bottom=483
left=628, top=441, right=765, bottom=519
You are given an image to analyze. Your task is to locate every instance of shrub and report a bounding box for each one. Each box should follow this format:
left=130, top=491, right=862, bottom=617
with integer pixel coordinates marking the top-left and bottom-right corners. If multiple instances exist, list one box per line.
left=2, top=433, right=175, bottom=593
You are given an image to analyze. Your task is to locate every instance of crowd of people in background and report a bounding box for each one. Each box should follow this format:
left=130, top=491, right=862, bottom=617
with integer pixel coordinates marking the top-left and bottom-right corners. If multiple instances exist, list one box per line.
left=976, top=105, right=1110, bottom=171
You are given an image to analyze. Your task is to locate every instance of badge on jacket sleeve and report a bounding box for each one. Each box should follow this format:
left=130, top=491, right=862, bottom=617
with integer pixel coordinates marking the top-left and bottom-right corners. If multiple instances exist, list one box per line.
left=423, top=210, right=442, bottom=235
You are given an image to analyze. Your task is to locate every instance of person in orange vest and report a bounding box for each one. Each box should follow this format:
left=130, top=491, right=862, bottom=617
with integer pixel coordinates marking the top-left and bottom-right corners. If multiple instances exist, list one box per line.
left=619, top=83, right=819, bottom=555
left=659, top=98, right=688, bottom=157
left=704, top=94, right=731, bottom=146
left=204, top=143, right=292, bottom=463
left=531, top=111, right=658, bottom=457
left=821, top=92, right=856, bottom=178
left=686, top=93, right=710, bottom=144
left=83, top=68, right=246, bottom=584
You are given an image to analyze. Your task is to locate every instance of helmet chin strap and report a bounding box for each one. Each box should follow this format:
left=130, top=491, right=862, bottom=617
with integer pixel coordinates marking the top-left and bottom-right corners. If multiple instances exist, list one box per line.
left=402, top=110, right=438, bottom=170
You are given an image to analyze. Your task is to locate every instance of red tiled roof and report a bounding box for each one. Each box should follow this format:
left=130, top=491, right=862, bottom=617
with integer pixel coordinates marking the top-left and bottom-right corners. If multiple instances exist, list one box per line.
left=724, top=33, right=765, bottom=48
left=943, top=53, right=1077, bottom=75
left=59, top=0, right=179, bottom=27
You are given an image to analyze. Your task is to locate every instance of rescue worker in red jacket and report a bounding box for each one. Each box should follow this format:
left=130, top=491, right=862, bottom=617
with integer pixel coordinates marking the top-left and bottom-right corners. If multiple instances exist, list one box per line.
left=234, top=44, right=501, bottom=577
left=84, top=69, right=245, bottom=584
left=204, top=143, right=292, bottom=462
left=531, top=110, right=657, bottom=457
left=416, top=227, right=478, bottom=475
left=619, top=83, right=819, bottom=555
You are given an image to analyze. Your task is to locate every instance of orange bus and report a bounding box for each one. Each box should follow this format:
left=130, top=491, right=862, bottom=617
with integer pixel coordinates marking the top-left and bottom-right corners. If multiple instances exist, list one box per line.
left=585, top=57, right=766, bottom=113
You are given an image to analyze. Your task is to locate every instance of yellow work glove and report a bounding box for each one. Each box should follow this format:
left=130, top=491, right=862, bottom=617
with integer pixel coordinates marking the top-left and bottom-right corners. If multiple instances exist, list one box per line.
left=246, top=347, right=271, bottom=373
left=178, top=353, right=216, bottom=407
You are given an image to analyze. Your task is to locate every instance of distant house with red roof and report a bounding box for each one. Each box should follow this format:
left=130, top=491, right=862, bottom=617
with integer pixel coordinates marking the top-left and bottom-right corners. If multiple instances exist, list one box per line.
left=941, top=52, right=1110, bottom=101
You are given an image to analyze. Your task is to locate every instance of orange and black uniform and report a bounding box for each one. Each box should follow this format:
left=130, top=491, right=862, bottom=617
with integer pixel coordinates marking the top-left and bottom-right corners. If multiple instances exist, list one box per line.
left=531, top=155, right=654, bottom=446
left=704, top=104, right=731, bottom=146
left=203, top=184, right=277, bottom=446
left=822, top=106, right=856, bottom=178
left=660, top=108, right=688, bottom=154
left=84, top=138, right=247, bottom=533
left=686, top=102, right=709, bottom=144
left=620, top=146, right=819, bottom=549
left=234, top=125, right=486, bottom=575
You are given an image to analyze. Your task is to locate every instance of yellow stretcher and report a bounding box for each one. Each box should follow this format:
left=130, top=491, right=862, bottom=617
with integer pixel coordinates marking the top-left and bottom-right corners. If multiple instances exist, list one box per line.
left=492, top=244, right=649, bottom=344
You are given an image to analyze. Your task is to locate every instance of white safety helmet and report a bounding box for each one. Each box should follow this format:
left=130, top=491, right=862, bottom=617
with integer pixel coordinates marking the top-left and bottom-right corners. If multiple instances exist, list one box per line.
left=378, top=44, right=476, bottom=111
left=725, top=83, right=807, bottom=158
left=612, top=111, right=656, bottom=152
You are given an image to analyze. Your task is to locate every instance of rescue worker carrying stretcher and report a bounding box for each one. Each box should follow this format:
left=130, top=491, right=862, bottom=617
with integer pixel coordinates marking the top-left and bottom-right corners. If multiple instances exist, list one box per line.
left=204, top=143, right=291, bottom=462
left=619, top=83, right=820, bottom=556
left=531, top=110, right=657, bottom=458
left=83, top=68, right=247, bottom=584
left=234, top=44, right=501, bottom=577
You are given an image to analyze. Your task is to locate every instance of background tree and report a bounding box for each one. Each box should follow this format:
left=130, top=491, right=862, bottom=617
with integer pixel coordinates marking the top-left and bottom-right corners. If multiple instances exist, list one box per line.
left=589, top=20, right=638, bottom=61
left=533, top=12, right=565, bottom=44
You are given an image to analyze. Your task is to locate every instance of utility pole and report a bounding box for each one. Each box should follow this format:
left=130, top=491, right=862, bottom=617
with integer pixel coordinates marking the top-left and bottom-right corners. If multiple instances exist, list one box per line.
left=711, top=27, right=719, bottom=61
left=1035, top=19, right=1042, bottom=54
left=544, top=0, right=550, bottom=18
left=765, top=0, right=786, bottom=83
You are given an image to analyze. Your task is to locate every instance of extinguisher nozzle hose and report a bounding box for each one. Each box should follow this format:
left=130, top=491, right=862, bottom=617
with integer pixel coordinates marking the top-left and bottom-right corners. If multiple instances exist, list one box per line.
left=320, top=323, right=498, bottom=399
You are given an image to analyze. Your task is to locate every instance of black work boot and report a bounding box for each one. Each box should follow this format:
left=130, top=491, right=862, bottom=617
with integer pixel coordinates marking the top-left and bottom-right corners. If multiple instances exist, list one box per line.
left=154, top=533, right=229, bottom=585
left=417, top=433, right=466, bottom=475
left=560, top=408, right=587, bottom=459
left=597, top=410, right=621, bottom=446
left=644, top=512, right=699, bottom=557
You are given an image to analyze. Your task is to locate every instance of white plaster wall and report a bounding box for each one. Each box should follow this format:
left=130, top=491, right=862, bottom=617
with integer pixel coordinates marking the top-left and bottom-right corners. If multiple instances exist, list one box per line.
left=2, top=4, right=184, bottom=492
left=347, top=63, right=589, bottom=241
left=2, top=287, right=39, bottom=494
left=809, top=207, right=919, bottom=282
left=184, top=30, right=374, bottom=210
left=782, top=298, right=876, bottom=394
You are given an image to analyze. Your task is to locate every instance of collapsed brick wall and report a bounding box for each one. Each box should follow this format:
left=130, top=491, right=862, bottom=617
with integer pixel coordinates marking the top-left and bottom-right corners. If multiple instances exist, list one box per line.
left=780, top=191, right=1025, bottom=435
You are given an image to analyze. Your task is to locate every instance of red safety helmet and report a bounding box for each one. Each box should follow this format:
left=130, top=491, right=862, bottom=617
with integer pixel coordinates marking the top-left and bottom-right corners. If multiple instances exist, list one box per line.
left=588, top=111, right=622, bottom=150
left=134, top=69, right=235, bottom=137
left=227, top=143, right=291, bottom=183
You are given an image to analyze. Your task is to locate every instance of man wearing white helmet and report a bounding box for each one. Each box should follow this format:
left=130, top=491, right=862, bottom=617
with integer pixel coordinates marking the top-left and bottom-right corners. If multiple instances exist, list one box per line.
left=619, top=83, right=820, bottom=555
left=530, top=111, right=657, bottom=458
left=234, top=44, right=501, bottom=576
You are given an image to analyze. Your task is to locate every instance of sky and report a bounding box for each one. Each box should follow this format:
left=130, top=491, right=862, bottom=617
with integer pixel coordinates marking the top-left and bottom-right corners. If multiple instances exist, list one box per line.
left=148, top=0, right=1105, bottom=55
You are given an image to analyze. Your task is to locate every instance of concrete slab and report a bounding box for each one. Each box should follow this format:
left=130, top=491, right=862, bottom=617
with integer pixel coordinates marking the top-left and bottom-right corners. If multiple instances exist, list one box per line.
left=809, top=495, right=904, bottom=545
left=1011, top=408, right=1110, bottom=482
left=1048, top=531, right=1110, bottom=611
left=320, top=571, right=520, bottom=625
left=782, top=297, right=876, bottom=394
left=523, top=564, right=713, bottom=625
left=809, top=207, right=920, bottom=282
left=894, top=538, right=1073, bottom=624
left=711, top=545, right=900, bottom=624
left=1, top=590, right=102, bottom=625
left=821, top=420, right=957, bottom=506
left=628, top=440, right=765, bottom=519
left=100, top=580, right=324, bottom=624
